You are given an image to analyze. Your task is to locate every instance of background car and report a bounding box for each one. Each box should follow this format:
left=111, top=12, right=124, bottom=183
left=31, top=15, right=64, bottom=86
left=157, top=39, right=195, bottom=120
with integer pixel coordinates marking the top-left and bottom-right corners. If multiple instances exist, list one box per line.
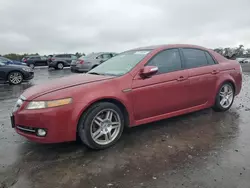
left=25, top=56, right=48, bottom=69
left=70, top=52, right=117, bottom=73
left=48, top=54, right=78, bottom=70
left=240, top=58, right=250, bottom=63
left=0, top=60, right=34, bottom=85
left=0, top=57, right=26, bottom=66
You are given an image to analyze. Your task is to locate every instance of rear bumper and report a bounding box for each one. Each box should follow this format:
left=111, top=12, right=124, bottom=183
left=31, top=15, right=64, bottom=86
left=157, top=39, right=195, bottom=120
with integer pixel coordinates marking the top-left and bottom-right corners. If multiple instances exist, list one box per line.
left=48, top=62, right=57, bottom=68
left=71, top=64, right=92, bottom=72
left=48, top=62, right=70, bottom=68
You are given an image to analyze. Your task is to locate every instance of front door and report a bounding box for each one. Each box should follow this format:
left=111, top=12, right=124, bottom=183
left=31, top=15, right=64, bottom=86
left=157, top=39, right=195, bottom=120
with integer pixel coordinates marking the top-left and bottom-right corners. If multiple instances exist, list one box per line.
left=180, top=48, right=220, bottom=107
left=131, top=48, right=190, bottom=121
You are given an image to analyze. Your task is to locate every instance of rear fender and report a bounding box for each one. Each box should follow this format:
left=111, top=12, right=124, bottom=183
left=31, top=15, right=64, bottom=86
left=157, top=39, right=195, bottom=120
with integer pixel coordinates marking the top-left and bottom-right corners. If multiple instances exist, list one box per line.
left=212, top=74, right=236, bottom=104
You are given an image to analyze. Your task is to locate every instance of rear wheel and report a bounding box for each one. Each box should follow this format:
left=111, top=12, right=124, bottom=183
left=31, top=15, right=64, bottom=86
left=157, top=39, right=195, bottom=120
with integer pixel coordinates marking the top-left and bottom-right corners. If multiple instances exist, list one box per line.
left=213, top=82, right=234, bottom=112
left=77, top=102, right=124, bottom=150
left=57, top=63, right=64, bottom=70
left=8, top=71, right=23, bottom=85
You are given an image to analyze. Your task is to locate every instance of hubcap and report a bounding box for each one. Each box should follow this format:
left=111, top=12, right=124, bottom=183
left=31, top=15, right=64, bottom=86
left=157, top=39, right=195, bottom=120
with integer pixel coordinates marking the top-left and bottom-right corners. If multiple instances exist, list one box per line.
left=58, top=63, right=63, bottom=69
left=219, top=84, right=234, bottom=108
left=9, top=72, right=22, bottom=84
left=90, top=109, right=121, bottom=145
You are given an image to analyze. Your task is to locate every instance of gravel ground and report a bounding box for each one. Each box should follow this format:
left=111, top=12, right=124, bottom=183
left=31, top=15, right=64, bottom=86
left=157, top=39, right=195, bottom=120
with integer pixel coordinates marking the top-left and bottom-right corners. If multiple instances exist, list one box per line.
left=0, top=65, right=250, bottom=188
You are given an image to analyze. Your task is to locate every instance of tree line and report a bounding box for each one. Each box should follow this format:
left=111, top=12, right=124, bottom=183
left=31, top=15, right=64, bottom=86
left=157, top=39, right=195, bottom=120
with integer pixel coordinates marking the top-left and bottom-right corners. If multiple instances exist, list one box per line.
left=1, top=45, right=250, bottom=61
left=214, top=45, right=250, bottom=59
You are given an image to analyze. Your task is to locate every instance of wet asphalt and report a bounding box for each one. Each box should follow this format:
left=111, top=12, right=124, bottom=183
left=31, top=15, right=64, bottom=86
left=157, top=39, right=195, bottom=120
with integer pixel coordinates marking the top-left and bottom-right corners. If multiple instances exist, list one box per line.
left=0, top=65, right=250, bottom=188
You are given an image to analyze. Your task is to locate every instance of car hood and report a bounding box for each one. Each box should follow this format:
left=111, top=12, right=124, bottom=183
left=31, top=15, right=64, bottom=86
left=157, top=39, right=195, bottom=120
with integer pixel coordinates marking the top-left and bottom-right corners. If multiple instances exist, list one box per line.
left=6, top=64, right=29, bottom=68
left=22, top=74, right=114, bottom=100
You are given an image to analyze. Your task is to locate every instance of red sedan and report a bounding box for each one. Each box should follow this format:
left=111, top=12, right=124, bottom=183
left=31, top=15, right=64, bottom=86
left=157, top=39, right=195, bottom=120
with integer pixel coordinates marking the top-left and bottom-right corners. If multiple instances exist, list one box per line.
left=11, top=44, right=242, bottom=149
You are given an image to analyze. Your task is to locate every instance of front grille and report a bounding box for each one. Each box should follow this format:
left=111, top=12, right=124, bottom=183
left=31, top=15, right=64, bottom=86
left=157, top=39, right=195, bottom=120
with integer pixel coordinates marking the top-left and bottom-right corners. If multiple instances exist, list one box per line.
left=16, top=125, right=36, bottom=134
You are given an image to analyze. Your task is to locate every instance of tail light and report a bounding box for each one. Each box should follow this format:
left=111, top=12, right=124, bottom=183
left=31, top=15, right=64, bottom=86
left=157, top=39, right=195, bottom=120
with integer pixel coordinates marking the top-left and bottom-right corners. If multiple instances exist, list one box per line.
left=79, top=60, right=84, bottom=64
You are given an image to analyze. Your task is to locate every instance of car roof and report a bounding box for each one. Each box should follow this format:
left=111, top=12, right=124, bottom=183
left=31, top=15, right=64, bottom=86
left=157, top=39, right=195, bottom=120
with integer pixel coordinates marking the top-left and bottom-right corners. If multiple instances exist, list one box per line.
left=54, top=54, right=74, bottom=56
left=85, top=52, right=117, bottom=57
left=26, top=55, right=40, bottom=57
left=130, top=44, right=208, bottom=51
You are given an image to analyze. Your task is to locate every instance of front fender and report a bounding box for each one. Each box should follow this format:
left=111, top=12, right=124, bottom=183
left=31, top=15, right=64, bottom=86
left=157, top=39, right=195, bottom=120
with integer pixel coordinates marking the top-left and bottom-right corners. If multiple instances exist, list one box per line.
left=72, top=91, right=134, bottom=130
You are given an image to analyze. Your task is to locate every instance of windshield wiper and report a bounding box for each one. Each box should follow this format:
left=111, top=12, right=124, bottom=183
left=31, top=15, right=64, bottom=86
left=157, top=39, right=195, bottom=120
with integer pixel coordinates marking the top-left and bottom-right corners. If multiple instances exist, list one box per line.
left=88, top=72, right=101, bottom=75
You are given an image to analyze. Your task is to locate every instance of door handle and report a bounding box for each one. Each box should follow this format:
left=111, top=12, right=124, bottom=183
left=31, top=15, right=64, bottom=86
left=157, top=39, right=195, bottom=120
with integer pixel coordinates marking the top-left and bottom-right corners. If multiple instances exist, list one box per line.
left=211, top=70, right=219, bottom=74
left=177, top=76, right=186, bottom=81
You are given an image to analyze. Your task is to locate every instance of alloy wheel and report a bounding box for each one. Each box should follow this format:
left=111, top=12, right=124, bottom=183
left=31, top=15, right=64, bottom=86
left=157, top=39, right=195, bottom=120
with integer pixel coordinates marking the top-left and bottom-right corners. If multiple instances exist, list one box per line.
left=90, top=109, right=121, bottom=145
left=58, top=63, right=63, bottom=69
left=29, top=64, right=35, bottom=69
left=219, top=84, right=234, bottom=108
left=9, top=72, right=23, bottom=84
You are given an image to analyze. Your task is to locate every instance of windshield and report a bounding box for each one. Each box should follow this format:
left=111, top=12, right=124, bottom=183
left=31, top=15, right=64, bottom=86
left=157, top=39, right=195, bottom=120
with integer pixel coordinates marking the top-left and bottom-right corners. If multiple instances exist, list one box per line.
left=0, top=57, right=11, bottom=63
left=88, top=50, right=151, bottom=76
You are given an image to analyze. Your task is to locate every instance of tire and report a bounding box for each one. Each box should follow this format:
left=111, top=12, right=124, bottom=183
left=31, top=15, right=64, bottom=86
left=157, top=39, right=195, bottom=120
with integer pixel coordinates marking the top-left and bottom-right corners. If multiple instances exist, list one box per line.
left=29, top=63, right=35, bottom=69
left=57, top=63, right=64, bottom=70
left=213, top=82, right=235, bottom=112
left=8, top=71, right=23, bottom=85
left=77, top=102, right=125, bottom=150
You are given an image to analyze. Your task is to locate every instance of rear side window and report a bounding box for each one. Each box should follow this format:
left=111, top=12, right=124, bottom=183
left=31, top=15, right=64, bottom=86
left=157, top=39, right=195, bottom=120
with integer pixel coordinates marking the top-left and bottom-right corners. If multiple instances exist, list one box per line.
left=41, top=56, right=47, bottom=60
left=30, top=57, right=41, bottom=60
left=102, top=54, right=112, bottom=59
left=55, top=55, right=64, bottom=58
left=182, top=49, right=208, bottom=69
left=71, top=55, right=77, bottom=60
left=147, top=49, right=182, bottom=74
left=205, top=52, right=216, bottom=65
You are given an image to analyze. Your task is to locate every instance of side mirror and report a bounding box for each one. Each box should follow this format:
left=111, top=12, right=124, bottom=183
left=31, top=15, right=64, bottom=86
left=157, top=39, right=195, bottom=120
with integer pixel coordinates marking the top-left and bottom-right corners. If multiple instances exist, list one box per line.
left=140, top=66, right=158, bottom=78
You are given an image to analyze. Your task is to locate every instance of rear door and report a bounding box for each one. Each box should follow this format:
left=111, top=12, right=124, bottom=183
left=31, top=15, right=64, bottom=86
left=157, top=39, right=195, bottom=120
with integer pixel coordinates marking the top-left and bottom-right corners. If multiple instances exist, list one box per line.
left=131, top=48, right=190, bottom=121
left=65, top=54, right=72, bottom=66
left=39, top=56, right=48, bottom=66
left=180, top=48, right=220, bottom=107
left=30, top=57, right=41, bottom=66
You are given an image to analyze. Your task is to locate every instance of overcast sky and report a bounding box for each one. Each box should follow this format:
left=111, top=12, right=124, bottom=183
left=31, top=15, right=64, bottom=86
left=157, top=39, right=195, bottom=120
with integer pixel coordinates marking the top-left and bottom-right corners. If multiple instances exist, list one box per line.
left=1, top=0, right=250, bottom=55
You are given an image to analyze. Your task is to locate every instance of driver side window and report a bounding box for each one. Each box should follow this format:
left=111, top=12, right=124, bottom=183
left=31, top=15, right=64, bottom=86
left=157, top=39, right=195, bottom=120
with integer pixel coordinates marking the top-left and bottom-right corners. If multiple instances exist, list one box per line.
left=147, top=49, right=182, bottom=74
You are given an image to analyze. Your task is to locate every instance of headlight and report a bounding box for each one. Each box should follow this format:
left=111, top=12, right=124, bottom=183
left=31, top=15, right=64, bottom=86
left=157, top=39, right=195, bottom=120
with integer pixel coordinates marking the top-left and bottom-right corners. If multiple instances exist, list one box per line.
left=22, top=67, right=31, bottom=72
left=26, top=98, right=72, bottom=110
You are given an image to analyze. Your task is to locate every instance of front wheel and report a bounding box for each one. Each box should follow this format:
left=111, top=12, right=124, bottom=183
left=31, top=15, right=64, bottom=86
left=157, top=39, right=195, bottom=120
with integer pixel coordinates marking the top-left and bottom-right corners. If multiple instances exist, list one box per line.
left=78, top=102, right=124, bottom=150
left=213, top=82, right=235, bottom=112
left=8, top=71, right=23, bottom=85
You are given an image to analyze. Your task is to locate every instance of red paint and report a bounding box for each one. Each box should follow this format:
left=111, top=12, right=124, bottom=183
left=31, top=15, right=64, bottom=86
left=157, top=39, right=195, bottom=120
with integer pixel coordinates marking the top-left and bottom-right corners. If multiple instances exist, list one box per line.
left=13, top=44, right=242, bottom=143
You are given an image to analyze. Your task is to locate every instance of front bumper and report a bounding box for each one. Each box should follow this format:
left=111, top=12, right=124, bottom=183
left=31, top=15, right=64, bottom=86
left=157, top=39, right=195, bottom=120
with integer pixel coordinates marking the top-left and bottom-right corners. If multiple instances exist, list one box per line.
left=13, top=103, right=77, bottom=143
left=23, top=72, right=34, bottom=80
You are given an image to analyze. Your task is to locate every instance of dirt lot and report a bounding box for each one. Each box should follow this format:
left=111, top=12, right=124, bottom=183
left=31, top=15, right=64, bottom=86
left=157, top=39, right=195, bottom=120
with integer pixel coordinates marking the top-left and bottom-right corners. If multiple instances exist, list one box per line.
left=0, top=66, right=250, bottom=188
